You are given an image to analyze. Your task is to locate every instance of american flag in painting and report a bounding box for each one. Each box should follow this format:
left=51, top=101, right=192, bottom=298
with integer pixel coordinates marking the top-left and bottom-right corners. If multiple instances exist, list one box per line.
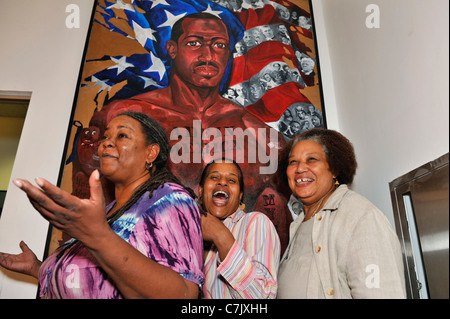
left=83, top=0, right=324, bottom=141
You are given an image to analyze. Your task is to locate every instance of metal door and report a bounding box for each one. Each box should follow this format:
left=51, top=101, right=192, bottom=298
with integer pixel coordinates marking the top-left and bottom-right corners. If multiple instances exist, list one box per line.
left=390, top=153, right=449, bottom=299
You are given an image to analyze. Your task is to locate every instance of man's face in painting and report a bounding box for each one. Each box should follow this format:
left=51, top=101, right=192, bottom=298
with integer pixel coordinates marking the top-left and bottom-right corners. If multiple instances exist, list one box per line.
left=167, top=17, right=231, bottom=88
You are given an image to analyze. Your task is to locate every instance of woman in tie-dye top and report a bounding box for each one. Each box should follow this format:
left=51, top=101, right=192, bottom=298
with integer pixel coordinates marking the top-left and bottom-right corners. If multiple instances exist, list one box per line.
left=0, top=112, right=203, bottom=298
left=198, top=158, right=280, bottom=299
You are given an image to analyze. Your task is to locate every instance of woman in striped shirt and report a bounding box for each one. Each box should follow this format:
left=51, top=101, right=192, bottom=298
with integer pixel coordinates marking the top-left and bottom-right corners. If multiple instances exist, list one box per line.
left=199, top=158, right=281, bottom=299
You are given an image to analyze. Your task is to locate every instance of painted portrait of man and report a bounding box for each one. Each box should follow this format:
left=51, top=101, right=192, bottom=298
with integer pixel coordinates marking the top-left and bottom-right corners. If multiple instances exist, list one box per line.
left=58, top=0, right=325, bottom=254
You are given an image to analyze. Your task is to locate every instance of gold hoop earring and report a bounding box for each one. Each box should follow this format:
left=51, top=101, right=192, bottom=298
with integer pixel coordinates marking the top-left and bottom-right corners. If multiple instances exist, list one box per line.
left=145, top=162, right=153, bottom=170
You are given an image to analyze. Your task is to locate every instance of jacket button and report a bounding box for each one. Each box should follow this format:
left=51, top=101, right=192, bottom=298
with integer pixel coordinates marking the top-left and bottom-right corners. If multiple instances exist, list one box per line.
left=326, top=287, right=334, bottom=296
left=316, top=214, right=322, bottom=221
left=315, top=246, right=321, bottom=253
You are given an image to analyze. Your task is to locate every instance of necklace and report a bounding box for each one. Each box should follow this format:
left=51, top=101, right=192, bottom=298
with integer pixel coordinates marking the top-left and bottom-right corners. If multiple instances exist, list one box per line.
left=305, top=195, right=326, bottom=221
left=304, top=183, right=336, bottom=221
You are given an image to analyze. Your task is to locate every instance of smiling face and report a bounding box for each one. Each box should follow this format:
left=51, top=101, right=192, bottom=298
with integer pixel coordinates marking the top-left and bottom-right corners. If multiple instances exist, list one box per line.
left=168, top=16, right=230, bottom=88
left=98, top=115, right=155, bottom=183
left=199, top=161, right=243, bottom=220
left=286, top=140, right=334, bottom=206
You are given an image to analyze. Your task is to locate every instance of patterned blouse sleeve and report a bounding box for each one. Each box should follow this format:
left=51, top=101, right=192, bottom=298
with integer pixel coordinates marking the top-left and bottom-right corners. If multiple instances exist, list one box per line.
left=129, top=185, right=205, bottom=287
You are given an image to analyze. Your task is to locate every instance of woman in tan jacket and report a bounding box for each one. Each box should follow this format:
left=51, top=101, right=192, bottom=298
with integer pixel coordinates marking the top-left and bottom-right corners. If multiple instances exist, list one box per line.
left=275, top=128, right=405, bottom=299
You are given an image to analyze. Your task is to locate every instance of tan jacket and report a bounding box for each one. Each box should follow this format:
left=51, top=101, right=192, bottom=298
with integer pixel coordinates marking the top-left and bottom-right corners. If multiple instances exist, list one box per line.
left=279, top=185, right=406, bottom=298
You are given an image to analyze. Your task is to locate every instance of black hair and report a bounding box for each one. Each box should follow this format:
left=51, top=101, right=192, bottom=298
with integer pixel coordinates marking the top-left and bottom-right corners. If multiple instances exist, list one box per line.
left=107, top=111, right=196, bottom=225
left=170, top=12, right=225, bottom=44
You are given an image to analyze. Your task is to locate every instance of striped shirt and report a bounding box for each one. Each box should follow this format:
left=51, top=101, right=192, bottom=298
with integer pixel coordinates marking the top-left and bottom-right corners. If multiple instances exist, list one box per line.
left=202, top=209, right=281, bottom=299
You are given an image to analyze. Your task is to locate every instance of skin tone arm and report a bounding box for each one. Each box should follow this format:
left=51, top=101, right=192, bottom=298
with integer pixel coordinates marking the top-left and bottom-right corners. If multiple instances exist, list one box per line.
left=0, top=241, right=41, bottom=279
left=201, top=212, right=235, bottom=261
left=12, top=170, right=198, bottom=299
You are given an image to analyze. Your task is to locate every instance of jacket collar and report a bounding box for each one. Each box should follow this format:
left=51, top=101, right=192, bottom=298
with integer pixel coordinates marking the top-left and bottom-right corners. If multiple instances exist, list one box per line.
left=321, top=184, right=349, bottom=212
left=223, top=208, right=245, bottom=226
left=288, top=184, right=350, bottom=219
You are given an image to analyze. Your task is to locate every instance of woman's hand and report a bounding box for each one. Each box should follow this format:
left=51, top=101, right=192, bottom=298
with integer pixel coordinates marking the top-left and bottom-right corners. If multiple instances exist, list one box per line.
left=201, top=213, right=235, bottom=261
left=201, top=211, right=226, bottom=243
left=0, top=241, right=42, bottom=278
left=13, top=170, right=109, bottom=248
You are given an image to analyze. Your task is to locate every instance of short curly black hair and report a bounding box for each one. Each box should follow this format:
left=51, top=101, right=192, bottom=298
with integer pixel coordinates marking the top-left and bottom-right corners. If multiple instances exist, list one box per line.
left=273, top=128, right=358, bottom=195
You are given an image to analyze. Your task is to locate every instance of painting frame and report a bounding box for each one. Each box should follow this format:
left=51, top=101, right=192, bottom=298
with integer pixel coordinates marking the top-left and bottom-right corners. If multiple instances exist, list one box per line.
left=44, top=0, right=327, bottom=258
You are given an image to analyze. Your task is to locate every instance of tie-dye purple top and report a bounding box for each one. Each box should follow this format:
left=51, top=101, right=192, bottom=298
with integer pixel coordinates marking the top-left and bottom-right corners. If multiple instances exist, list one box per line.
left=38, top=183, right=204, bottom=299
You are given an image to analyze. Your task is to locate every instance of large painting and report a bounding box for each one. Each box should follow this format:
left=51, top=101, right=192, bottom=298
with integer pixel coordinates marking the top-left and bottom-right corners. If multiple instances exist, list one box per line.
left=48, top=0, right=325, bottom=256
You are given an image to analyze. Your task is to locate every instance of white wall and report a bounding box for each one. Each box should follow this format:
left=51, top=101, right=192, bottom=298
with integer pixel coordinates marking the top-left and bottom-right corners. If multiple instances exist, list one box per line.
left=313, top=0, right=449, bottom=226
left=0, top=0, right=448, bottom=299
left=0, top=0, right=95, bottom=298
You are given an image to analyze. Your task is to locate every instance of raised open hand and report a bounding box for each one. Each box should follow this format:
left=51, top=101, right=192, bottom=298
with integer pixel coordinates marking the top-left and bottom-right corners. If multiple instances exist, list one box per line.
left=13, top=170, right=109, bottom=248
